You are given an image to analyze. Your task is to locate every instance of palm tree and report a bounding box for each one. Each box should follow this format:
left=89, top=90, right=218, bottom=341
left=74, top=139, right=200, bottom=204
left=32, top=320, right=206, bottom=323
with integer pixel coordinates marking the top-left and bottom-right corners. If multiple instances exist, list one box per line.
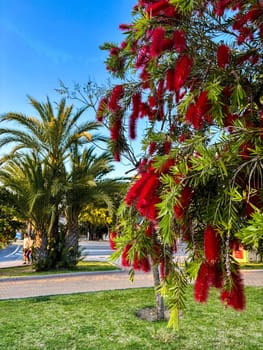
left=0, top=154, right=53, bottom=268
left=63, top=144, right=120, bottom=266
left=0, top=96, right=106, bottom=268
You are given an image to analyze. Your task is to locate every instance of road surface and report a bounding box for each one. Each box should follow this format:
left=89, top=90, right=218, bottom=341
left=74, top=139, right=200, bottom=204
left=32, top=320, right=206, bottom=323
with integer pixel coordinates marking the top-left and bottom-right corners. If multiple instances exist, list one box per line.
left=0, top=240, right=114, bottom=268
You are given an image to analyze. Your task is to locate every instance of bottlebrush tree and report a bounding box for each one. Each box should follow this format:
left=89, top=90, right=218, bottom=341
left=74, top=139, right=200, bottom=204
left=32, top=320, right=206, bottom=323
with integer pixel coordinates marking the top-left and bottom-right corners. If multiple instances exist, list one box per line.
left=98, top=0, right=263, bottom=328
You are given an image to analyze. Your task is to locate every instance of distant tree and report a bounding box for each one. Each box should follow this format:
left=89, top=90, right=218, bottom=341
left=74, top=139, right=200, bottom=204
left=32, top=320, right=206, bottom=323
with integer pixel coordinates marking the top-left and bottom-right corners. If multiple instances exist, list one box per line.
left=0, top=154, right=54, bottom=267
left=0, top=96, right=107, bottom=269
left=0, top=188, right=23, bottom=247
left=98, top=0, right=263, bottom=328
left=63, top=144, right=121, bottom=265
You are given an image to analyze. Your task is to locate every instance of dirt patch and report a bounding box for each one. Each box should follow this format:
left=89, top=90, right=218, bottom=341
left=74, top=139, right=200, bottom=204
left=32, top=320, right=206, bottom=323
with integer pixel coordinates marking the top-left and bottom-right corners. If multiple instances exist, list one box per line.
left=135, top=307, right=170, bottom=322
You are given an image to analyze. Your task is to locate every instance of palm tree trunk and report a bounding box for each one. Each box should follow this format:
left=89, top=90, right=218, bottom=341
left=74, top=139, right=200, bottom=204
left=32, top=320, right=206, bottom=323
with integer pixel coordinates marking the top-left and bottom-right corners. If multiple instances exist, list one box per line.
left=64, top=218, right=79, bottom=266
left=33, top=228, right=49, bottom=270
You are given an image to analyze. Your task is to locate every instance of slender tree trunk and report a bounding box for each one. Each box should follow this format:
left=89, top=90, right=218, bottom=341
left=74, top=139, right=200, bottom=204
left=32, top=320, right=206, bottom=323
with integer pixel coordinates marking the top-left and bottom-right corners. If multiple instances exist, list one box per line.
left=152, top=229, right=165, bottom=320
left=152, top=264, right=165, bottom=320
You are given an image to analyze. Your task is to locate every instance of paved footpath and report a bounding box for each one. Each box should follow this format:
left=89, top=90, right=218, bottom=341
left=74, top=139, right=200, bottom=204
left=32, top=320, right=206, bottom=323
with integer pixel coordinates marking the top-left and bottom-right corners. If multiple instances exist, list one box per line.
left=0, top=268, right=262, bottom=300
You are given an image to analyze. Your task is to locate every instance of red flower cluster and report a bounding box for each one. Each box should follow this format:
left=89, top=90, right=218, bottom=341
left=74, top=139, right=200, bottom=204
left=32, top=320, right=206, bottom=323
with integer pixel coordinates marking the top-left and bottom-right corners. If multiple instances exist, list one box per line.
left=173, top=186, right=193, bottom=220
left=121, top=244, right=132, bottom=267
left=185, top=90, right=212, bottom=130
left=146, top=0, right=178, bottom=18
left=108, top=85, right=124, bottom=112
left=166, top=55, right=193, bottom=93
left=204, top=225, right=220, bottom=263
left=125, top=165, right=160, bottom=222
left=217, top=44, right=231, bottom=68
left=133, top=252, right=151, bottom=272
left=173, top=29, right=187, bottom=53
left=109, top=231, right=117, bottom=250
left=220, top=270, right=246, bottom=310
left=129, top=92, right=142, bottom=139
left=194, top=262, right=223, bottom=302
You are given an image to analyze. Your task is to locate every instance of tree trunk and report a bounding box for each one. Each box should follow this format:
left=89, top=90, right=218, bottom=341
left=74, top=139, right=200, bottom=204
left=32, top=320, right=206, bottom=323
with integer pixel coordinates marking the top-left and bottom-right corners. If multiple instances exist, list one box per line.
left=152, top=263, right=165, bottom=320
left=64, top=218, right=79, bottom=266
left=48, top=210, right=61, bottom=268
left=33, top=228, right=49, bottom=270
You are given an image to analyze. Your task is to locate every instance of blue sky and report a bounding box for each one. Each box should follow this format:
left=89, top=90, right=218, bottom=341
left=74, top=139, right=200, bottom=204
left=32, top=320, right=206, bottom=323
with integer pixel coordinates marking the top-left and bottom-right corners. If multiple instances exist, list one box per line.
left=0, top=0, right=137, bottom=176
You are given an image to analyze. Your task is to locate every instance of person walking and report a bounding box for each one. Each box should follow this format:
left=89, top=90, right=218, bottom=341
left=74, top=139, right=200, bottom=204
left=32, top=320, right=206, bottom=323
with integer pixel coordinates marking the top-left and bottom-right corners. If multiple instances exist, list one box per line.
left=23, top=233, right=32, bottom=264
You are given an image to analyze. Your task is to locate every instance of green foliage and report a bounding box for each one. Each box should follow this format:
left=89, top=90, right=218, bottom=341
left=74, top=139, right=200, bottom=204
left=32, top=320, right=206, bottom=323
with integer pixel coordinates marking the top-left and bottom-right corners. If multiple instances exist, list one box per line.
left=237, top=209, right=263, bottom=259
left=159, top=268, right=188, bottom=330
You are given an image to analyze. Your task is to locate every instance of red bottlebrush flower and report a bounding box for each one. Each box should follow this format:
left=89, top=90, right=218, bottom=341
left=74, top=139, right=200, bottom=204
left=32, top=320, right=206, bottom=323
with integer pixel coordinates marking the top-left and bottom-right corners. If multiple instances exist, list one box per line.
left=136, top=45, right=149, bottom=68
left=129, top=116, right=137, bottom=139
left=166, top=69, right=175, bottom=91
left=181, top=186, right=193, bottom=207
left=161, top=38, right=173, bottom=51
left=220, top=270, right=246, bottom=310
left=192, top=90, right=211, bottom=130
left=148, top=96, right=157, bottom=108
left=125, top=172, right=152, bottom=206
left=146, top=196, right=160, bottom=222
left=214, top=0, right=233, bottom=17
left=181, top=224, right=191, bottom=242
left=96, top=97, right=108, bottom=122
left=174, top=54, right=193, bottom=92
left=145, top=223, right=154, bottom=237
left=139, top=69, right=151, bottom=89
left=174, top=203, right=184, bottom=220
left=136, top=173, right=160, bottom=206
left=148, top=141, right=157, bottom=155
left=223, top=113, right=238, bottom=132
left=109, top=232, right=117, bottom=250
left=110, top=118, right=122, bottom=141
left=195, top=90, right=210, bottom=115
left=146, top=0, right=174, bottom=17
left=110, top=47, right=120, bottom=56
left=173, top=29, right=187, bottom=53
left=121, top=244, right=132, bottom=267
left=245, top=193, right=261, bottom=217
left=113, top=149, right=121, bottom=162
left=119, top=23, right=132, bottom=31
left=164, top=140, right=171, bottom=154
left=204, top=225, right=220, bottom=263
left=185, top=103, right=195, bottom=125
left=131, top=92, right=141, bottom=118
left=140, top=102, right=153, bottom=119
left=133, top=252, right=141, bottom=270
left=108, top=85, right=124, bottom=112
left=194, top=262, right=210, bottom=302
left=217, top=44, right=231, bottom=68
left=151, top=27, right=166, bottom=57
left=141, top=256, right=151, bottom=272
left=209, top=264, right=223, bottom=289
left=178, top=133, right=187, bottom=142
left=246, top=7, right=263, bottom=22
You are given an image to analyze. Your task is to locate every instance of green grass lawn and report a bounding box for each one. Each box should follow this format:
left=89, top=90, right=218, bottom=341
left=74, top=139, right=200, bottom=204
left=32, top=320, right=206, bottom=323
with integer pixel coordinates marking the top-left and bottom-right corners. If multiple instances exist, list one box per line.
left=0, top=286, right=262, bottom=350
left=0, top=261, right=119, bottom=278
